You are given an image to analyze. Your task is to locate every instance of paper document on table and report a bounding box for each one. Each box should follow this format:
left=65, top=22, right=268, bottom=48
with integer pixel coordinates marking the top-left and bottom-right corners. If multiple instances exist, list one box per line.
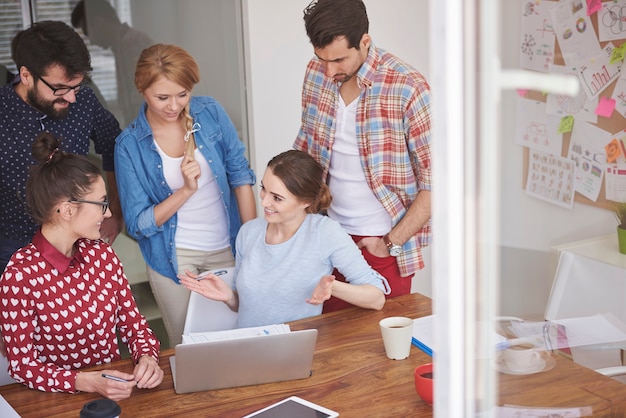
left=0, top=395, right=20, bottom=418
left=412, top=316, right=435, bottom=356
left=511, top=313, right=626, bottom=349
left=551, top=313, right=626, bottom=348
left=477, top=405, right=592, bottom=417
left=412, top=316, right=507, bottom=357
left=182, top=323, right=291, bottom=344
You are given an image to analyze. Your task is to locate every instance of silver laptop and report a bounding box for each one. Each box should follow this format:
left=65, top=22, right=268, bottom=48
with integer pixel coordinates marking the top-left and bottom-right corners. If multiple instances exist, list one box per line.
left=170, top=329, right=318, bottom=394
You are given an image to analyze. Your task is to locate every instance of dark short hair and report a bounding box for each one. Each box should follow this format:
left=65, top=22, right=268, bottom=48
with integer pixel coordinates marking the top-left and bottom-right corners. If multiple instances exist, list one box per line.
left=303, top=0, right=369, bottom=49
left=11, top=20, right=92, bottom=79
left=267, top=150, right=332, bottom=214
left=26, top=132, right=102, bottom=225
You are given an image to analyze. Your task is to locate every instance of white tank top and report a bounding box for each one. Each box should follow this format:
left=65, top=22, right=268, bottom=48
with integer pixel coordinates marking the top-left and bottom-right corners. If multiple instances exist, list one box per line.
left=327, top=96, right=391, bottom=235
left=155, top=142, right=230, bottom=251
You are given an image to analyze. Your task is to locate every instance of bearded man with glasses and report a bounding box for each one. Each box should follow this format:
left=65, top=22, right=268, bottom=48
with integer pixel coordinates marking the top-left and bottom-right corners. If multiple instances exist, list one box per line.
left=0, top=20, right=123, bottom=273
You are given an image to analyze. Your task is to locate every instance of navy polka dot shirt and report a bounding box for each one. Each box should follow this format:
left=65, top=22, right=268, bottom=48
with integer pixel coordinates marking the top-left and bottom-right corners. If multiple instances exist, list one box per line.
left=0, top=81, right=121, bottom=245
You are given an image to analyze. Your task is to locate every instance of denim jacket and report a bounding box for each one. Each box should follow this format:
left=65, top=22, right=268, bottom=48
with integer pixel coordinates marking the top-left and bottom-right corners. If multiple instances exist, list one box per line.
left=114, top=96, right=256, bottom=281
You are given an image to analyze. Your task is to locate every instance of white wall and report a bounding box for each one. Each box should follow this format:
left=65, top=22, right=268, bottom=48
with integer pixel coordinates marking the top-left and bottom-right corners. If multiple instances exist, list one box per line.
left=242, top=0, right=432, bottom=296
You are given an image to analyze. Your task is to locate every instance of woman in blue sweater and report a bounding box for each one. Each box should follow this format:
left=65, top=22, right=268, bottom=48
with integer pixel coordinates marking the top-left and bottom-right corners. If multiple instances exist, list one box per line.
left=180, top=150, right=389, bottom=328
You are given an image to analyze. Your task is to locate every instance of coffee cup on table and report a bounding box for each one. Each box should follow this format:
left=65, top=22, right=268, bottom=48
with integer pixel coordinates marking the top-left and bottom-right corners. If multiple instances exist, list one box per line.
left=79, top=399, right=121, bottom=418
left=379, top=316, right=414, bottom=360
left=502, top=343, right=542, bottom=373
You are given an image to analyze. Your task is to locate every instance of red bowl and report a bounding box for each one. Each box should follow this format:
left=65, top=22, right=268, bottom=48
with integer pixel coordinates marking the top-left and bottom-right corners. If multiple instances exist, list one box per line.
left=414, top=363, right=433, bottom=405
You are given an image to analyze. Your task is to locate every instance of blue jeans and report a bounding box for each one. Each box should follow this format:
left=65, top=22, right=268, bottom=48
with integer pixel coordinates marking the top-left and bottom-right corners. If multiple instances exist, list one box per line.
left=0, top=237, right=28, bottom=274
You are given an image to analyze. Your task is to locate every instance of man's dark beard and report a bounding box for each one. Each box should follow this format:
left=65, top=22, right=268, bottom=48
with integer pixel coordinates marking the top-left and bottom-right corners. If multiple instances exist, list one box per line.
left=27, top=87, right=70, bottom=120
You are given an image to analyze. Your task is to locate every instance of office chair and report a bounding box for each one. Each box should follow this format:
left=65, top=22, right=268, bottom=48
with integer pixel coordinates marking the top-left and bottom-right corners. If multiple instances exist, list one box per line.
left=545, top=250, right=626, bottom=376
left=183, top=267, right=238, bottom=335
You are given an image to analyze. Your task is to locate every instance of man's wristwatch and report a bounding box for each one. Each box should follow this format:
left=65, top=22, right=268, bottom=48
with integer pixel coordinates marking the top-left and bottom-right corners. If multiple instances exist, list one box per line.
left=383, top=233, right=402, bottom=257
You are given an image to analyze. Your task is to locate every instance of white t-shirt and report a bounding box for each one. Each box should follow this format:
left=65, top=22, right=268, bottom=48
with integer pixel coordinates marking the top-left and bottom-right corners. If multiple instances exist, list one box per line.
left=155, top=143, right=229, bottom=251
left=327, top=96, right=391, bottom=235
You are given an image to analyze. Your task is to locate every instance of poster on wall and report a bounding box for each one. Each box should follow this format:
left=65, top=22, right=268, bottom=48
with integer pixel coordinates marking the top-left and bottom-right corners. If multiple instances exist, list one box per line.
left=515, top=97, right=563, bottom=156
left=550, top=0, right=601, bottom=67
left=597, top=1, right=626, bottom=42
left=567, top=121, right=611, bottom=202
left=519, top=0, right=556, bottom=72
left=525, top=148, right=575, bottom=209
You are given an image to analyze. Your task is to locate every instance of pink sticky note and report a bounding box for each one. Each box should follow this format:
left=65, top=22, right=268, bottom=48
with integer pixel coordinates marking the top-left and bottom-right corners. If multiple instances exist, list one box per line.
left=516, top=89, right=529, bottom=97
left=587, top=0, right=602, bottom=15
left=595, top=97, right=616, bottom=118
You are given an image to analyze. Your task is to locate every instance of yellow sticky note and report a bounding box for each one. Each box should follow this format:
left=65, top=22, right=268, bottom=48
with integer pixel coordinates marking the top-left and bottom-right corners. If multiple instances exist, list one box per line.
left=610, top=44, right=626, bottom=64
left=558, top=115, right=574, bottom=133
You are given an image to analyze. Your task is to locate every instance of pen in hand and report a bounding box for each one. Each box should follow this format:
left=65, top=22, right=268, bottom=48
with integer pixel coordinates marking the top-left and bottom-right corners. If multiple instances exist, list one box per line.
left=196, top=269, right=228, bottom=280
left=102, top=373, right=133, bottom=383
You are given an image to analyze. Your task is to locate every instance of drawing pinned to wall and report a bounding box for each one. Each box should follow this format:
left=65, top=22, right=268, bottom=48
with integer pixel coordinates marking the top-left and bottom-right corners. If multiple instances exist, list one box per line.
left=525, top=148, right=575, bottom=209
left=515, top=97, right=563, bottom=156
left=520, top=0, right=556, bottom=72
left=546, top=65, right=597, bottom=123
left=550, top=0, right=602, bottom=66
left=605, top=165, right=626, bottom=202
left=610, top=76, right=626, bottom=118
left=576, top=43, right=622, bottom=100
left=598, top=0, right=626, bottom=42
left=567, top=121, right=611, bottom=201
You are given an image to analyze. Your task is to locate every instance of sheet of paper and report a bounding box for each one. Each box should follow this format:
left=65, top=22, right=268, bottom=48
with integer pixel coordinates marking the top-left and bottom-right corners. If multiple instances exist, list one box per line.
left=476, top=405, right=591, bottom=417
left=0, top=395, right=20, bottom=418
left=551, top=0, right=602, bottom=67
left=519, top=0, right=556, bottom=72
left=606, top=165, right=626, bottom=202
left=526, top=149, right=575, bottom=209
left=568, top=121, right=611, bottom=201
left=515, top=98, right=563, bottom=156
left=182, top=323, right=291, bottom=344
left=552, top=313, right=626, bottom=348
left=412, top=315, right=435, bottom=355
left=598, top=0, right=626, bottom=42
left=546, top=64, right=598, bottom=123
left=610, top=76, right=626, bottom=119
left=576, top=43, right=622, bottom=100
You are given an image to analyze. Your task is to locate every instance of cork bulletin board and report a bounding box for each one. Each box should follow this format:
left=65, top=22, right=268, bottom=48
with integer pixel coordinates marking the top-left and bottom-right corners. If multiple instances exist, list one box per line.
left=516, top=0, right=626, bottom=209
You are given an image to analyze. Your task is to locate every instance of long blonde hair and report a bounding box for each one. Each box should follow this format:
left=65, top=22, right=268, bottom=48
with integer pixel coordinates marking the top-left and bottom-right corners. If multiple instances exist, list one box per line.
left=135, top=43, right=200, bottom=152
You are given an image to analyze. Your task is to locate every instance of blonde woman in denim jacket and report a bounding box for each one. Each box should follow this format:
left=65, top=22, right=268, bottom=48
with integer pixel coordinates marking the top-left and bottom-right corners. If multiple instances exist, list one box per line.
left=114, top=44, right=256, bottom=346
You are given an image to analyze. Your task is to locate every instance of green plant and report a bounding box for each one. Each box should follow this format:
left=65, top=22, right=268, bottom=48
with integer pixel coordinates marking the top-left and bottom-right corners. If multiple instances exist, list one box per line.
left=614, top=201, right=626, bottom=229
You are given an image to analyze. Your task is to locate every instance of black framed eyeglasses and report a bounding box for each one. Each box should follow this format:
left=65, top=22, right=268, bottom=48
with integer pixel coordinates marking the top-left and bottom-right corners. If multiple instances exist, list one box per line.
left=35, top=73, right=87, bottom=97
left=67, top=199, right=110, bottom=215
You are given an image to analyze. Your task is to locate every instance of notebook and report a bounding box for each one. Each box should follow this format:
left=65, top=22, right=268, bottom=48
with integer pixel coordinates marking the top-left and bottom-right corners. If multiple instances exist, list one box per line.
left=170, top=328, right=318, bottom=394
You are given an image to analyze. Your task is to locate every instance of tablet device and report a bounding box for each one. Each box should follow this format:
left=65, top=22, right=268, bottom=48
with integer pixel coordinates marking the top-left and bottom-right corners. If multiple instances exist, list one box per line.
left=242, top=396, right=339, bottom=418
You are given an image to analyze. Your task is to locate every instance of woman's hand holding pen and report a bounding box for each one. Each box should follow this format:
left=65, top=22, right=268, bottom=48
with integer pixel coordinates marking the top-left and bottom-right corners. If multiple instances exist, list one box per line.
left=179, top=270, right=239, bottom=311
left=76, top=370, right=136, bottom=401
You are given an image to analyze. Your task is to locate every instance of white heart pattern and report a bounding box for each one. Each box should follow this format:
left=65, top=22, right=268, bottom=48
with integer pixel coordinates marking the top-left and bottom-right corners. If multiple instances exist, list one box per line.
left=0, top=239, right=160, bottom=393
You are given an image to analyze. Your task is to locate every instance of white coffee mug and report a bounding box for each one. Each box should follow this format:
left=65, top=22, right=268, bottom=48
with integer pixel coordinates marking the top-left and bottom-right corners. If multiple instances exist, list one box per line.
left=502, top=343, right=542, bottom=372
left=379, top=316, right=414, bottom=360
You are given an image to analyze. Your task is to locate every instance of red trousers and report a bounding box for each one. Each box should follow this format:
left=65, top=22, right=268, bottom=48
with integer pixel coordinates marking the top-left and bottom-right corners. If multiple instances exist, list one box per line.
left=322, top=235, right=414, bottom=313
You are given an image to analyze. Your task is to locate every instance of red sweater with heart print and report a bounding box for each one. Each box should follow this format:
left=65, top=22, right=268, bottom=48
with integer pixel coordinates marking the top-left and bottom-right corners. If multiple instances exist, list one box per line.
left=0, top=231, right=160, bottom=393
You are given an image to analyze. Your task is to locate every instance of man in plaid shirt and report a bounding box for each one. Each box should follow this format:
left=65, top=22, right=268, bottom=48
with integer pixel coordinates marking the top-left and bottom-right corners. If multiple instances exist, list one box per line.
left=294, top=0, right=432, bottom=312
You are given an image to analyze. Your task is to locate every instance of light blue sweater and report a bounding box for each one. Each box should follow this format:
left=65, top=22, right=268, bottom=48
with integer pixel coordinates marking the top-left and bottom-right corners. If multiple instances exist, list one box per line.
left=234, top=214, right=390, bottom=328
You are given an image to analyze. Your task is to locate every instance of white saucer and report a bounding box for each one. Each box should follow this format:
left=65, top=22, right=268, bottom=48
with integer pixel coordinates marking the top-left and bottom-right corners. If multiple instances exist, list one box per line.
left=495, top=350, right=556, bottom=375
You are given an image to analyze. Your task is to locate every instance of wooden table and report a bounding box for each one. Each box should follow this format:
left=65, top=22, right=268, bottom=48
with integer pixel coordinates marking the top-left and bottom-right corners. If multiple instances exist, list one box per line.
left=1, top=293, right=625, bottom=417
